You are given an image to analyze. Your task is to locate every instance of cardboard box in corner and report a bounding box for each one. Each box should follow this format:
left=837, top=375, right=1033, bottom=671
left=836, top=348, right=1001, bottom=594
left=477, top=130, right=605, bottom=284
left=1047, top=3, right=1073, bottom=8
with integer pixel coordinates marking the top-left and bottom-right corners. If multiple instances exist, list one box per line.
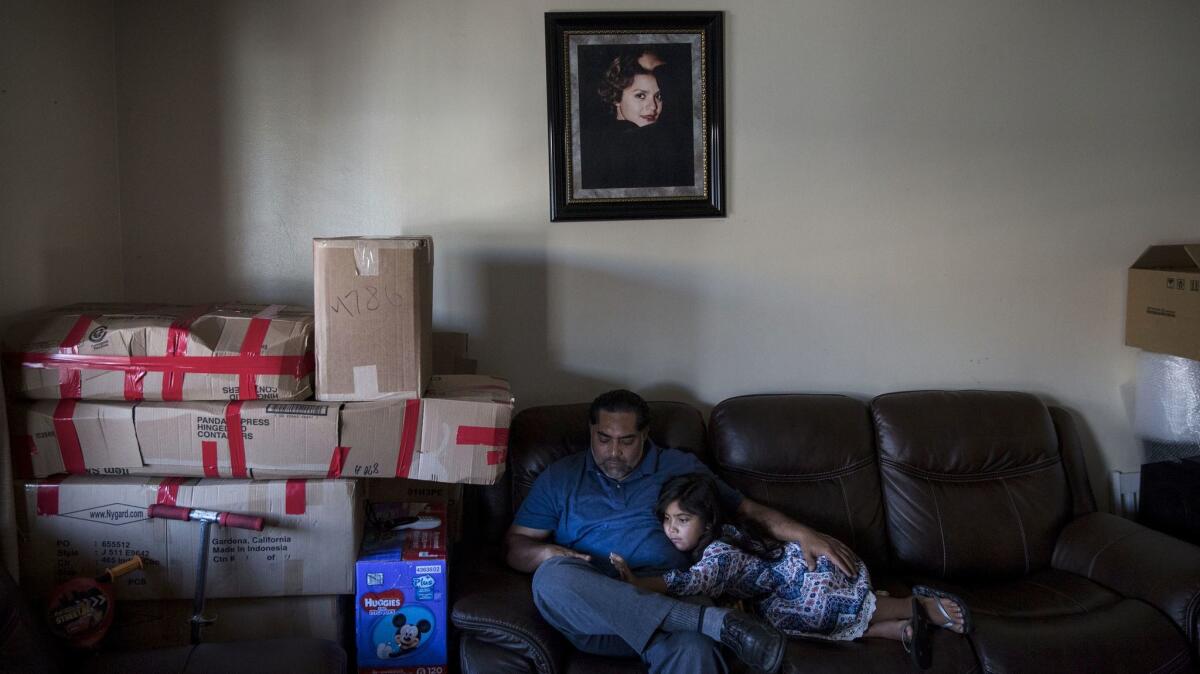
left=1127, top=244, right=1200, bottom=361
left=314, top=236, right=433, bottom=401
left=18, top=476, right=361, bottom=601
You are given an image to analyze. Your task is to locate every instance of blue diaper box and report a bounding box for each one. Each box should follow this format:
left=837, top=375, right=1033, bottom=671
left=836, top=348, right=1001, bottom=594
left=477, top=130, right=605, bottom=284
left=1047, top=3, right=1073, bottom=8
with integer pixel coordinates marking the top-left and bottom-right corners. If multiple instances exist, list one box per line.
left=356, top=502, right=448, bottom=674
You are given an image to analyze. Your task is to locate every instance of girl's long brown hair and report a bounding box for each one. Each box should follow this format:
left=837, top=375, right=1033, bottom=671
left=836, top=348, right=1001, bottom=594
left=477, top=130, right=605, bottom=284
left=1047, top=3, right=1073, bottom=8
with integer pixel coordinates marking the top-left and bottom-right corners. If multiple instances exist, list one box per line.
left=655, top=473, right=783, bottom=564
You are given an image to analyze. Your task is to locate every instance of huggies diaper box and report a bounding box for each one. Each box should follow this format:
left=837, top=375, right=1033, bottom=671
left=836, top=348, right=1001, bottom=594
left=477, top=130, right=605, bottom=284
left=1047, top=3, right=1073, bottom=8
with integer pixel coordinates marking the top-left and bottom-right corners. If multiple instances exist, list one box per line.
left=356, top=501, right=448, bottom=674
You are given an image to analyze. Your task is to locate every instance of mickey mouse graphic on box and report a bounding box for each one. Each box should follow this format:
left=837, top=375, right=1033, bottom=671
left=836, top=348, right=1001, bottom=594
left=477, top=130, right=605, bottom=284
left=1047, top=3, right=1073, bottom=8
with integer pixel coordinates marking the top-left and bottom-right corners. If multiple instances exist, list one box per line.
left=356, top=502, right=447, bottom=673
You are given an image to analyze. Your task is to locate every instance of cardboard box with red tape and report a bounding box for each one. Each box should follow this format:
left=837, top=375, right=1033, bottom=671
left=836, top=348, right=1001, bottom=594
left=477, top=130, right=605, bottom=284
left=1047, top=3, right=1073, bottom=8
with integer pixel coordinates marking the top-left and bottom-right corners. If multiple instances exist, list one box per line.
left=3, top=303, right=314, bottom=401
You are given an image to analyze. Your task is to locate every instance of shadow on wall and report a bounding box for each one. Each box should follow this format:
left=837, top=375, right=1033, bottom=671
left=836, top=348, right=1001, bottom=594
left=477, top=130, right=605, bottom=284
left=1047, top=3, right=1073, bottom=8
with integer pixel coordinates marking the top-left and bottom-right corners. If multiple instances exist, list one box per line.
left=459, top=241, right=704, bottom=413
left=116, top=0, right=234, bottom=304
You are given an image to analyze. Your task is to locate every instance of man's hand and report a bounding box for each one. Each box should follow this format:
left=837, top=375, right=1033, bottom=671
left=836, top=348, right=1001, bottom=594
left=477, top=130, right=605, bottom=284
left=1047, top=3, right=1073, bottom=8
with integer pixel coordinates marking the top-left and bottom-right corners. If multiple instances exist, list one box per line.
left=544, top=544, right=592, bottom=564
left=505, top=524, right=591, bottom=573
left=738, top=498, right=860, bottom=576
left=796, top=528, right=858, bottom=576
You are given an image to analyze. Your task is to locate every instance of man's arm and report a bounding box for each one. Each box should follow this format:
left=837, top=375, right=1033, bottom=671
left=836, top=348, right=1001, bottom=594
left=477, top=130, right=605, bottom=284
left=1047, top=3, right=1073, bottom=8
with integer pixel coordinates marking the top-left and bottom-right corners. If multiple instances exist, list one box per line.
left=737, top=498, right=859, bottom=575
left=504, top=524, right=592, bottom=574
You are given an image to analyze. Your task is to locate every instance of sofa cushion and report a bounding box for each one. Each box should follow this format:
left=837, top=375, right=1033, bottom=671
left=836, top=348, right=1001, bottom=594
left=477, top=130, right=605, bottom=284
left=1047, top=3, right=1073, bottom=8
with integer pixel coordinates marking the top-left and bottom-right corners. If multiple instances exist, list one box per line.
left=873, top=391, right=1072, bottom=579
left=709, top=394, right=890, bottom=570
left=969, top=599, right=1193, bottom=674
left=907, top=568, right=1122, bottom=619
left=776, top=629, right=978, bottom=674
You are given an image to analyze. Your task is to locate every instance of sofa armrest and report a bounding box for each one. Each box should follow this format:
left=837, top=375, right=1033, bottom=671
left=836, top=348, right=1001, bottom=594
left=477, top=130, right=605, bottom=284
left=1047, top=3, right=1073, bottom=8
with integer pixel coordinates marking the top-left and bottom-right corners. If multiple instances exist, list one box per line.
left=1053, top=512, right=1200, bottom=644
left=451, top=561, right=568, bottom=674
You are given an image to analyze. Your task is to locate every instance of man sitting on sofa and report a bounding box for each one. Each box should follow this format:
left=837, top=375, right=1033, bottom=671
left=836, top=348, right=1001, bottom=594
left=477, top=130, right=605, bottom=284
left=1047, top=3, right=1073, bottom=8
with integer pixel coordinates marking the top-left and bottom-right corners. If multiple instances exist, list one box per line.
left=505, top=389, right=860, bottom=674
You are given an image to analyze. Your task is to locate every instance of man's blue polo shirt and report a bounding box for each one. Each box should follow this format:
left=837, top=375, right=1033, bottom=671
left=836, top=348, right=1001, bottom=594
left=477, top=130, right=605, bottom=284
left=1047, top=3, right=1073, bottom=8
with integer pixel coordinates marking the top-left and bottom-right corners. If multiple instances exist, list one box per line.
left=513, top=442, right=743, bottom=575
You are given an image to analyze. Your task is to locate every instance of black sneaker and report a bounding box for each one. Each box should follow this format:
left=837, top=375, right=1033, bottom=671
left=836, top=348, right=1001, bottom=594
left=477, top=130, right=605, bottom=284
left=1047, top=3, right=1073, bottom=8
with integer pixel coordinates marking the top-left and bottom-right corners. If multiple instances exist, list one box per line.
left=718, top=611, right=786, bottom=673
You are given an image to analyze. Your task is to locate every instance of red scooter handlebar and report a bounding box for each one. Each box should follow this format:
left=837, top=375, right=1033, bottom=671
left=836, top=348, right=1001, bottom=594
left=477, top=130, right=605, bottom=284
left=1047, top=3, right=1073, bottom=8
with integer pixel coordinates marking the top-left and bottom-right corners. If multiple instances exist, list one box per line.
left=147, top=504, right=265, bottom=531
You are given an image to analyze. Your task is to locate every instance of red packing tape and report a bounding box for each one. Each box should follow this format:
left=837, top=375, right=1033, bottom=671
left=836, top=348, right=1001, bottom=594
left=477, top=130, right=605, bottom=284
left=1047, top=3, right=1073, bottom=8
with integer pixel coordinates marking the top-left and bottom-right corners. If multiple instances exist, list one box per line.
left=237, top=317, right=272, bottom=400
left=456, top=426, right=509, bottom=447
left=326, top=446, right=350, bottom=478
left=52, top=400, right=86, bottom=474
left=124, top=369, right=146, bottom=401
left=486, top=449, right=507, bottom=466
left=12, top=352, right=314, bottom=379
left=163, top=306, right=209, bottom=401
left=58, top=314, right=97, bottom=398
left=285, top=479, right=307, bottom=515
left=156, top=477, right=188, bottom=505
left=394, top=400, right=421, bottom=478
left=224, top=401, right=248, bottom=478
left=36, top=475, right=70, bottom=515
left=201, top=441, right=219, bottom=477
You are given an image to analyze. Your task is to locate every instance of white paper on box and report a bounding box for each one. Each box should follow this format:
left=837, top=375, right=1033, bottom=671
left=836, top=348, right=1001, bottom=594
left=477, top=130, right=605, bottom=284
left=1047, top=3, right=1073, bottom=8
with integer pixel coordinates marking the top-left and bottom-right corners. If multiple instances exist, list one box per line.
left=353, top=365, right=381, bottom=398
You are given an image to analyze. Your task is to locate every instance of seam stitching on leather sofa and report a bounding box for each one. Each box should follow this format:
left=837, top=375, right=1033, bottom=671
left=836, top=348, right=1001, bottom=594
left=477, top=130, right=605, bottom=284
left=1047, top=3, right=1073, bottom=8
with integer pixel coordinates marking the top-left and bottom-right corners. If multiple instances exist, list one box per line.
left=452, top=614, right=554, bottom=674
left=924, top=476, right=948, bottom=577
left=835, top=475, right=858, bottom=552
left=1000, top=478, right=1031, bottom=575
left=717, top=455, right=875, bottom=481
left=878, top=456, right=1060, bottom=483
left=1149, top=647, right=1189, bottom=674
left=1022, top=579, right=1089, bottom=613
left=1084, top=529, right=1139, bottom=577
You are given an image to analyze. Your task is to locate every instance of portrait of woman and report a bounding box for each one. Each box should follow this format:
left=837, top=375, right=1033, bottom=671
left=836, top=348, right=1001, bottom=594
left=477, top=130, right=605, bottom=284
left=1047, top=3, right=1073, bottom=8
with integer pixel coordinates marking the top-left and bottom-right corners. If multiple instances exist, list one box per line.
left=546, top=12, right=724, bottom=221
left=579, top=46, right=694, bottom=190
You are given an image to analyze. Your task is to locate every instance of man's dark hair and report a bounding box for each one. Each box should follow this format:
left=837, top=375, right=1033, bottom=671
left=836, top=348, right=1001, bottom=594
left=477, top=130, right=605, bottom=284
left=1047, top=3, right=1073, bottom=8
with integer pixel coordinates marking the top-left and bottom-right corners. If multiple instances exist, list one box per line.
left=588, top=389, right=651, bottom=430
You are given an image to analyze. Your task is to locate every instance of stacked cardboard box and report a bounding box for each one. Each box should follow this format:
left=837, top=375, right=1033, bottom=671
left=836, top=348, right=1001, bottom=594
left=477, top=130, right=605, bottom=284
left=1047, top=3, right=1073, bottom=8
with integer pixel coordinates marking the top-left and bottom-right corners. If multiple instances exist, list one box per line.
left=3, top=303, right=315, bottom=401
left=19, top=476, right=360, bottom=600
left=313, top=236, right=514, bottom=673
left=3, top=303, right=355, bottom=600
left=314, top=237, right=434, bottom=401
left=10, top=374, right=511, bottom=484
left=5, top=236, right=512, bottom=666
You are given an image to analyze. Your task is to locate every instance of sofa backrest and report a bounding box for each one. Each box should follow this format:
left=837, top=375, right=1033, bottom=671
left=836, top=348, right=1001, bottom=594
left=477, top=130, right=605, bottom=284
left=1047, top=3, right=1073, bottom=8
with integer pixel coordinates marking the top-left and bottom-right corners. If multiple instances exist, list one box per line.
left=873, top=390, right=1078, bottom=580
left=708, top=394, right=890, bottom=570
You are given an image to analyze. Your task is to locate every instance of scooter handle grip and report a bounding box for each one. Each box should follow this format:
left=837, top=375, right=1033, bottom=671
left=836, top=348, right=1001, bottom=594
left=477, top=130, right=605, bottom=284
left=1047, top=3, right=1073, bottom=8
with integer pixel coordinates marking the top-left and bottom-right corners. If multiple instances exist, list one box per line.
left=219, top=512, right=265, bottom=531
left=147, top=504, right=192, bottom=521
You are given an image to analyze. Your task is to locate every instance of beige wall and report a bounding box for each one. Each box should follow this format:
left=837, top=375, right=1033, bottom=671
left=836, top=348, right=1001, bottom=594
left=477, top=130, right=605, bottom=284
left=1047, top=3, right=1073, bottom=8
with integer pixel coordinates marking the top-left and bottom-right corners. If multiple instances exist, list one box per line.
left=114, top=0, right=1200, bottom=502
left=0, top=0, right=123, bottom=572
left=3, top=0, right=1197, bottom=534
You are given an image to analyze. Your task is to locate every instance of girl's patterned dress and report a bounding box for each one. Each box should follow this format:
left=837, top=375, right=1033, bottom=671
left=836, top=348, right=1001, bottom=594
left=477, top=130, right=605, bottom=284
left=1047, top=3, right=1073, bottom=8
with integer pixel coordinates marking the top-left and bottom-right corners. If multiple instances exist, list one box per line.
left=662, top=526, right=876, bottom=640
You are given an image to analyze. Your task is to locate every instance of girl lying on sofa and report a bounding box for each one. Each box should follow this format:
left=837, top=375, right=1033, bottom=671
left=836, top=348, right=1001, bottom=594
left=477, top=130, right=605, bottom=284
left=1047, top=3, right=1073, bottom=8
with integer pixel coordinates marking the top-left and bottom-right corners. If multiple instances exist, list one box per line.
left=609, top=473, right=973, bottom=670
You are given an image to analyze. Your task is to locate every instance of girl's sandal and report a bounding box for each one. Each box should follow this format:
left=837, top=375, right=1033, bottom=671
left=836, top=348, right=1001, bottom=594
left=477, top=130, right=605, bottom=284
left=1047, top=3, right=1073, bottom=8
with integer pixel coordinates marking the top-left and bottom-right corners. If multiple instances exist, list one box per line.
left=913, top=585, right=973, bottom=635
left=902, top=598, right=933, bottom=670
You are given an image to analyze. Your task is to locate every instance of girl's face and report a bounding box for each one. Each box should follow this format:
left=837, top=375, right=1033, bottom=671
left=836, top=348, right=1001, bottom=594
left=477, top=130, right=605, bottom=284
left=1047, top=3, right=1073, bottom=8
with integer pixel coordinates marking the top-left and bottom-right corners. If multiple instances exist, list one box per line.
left=662, top=500, right=707, bottom=552
left=615, top=73, right=662, bottom=127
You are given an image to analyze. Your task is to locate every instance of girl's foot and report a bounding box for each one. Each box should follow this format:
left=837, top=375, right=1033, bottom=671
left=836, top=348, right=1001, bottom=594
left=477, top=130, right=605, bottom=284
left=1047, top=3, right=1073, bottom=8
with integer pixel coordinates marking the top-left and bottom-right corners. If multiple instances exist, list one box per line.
left=915, top=594, right=967, bottom=634
left=865, top=618, right=907, bottom=641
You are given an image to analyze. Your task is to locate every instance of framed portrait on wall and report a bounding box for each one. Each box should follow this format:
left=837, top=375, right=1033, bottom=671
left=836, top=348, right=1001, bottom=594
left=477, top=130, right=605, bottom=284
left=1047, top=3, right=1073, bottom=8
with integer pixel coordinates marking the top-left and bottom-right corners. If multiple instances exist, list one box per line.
left=545, top=11, right=725, bottom=221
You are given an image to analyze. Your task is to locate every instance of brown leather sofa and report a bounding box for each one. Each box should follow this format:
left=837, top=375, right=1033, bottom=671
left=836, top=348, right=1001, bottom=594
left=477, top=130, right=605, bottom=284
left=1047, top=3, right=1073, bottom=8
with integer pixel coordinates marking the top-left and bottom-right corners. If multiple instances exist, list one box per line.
left=452, top=391, right=1200, bottom=673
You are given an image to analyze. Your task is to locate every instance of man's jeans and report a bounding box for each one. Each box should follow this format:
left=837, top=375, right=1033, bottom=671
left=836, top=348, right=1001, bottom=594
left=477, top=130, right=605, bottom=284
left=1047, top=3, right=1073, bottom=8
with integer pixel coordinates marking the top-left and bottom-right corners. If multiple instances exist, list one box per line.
left=531, top=556, right=727, bottom=674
